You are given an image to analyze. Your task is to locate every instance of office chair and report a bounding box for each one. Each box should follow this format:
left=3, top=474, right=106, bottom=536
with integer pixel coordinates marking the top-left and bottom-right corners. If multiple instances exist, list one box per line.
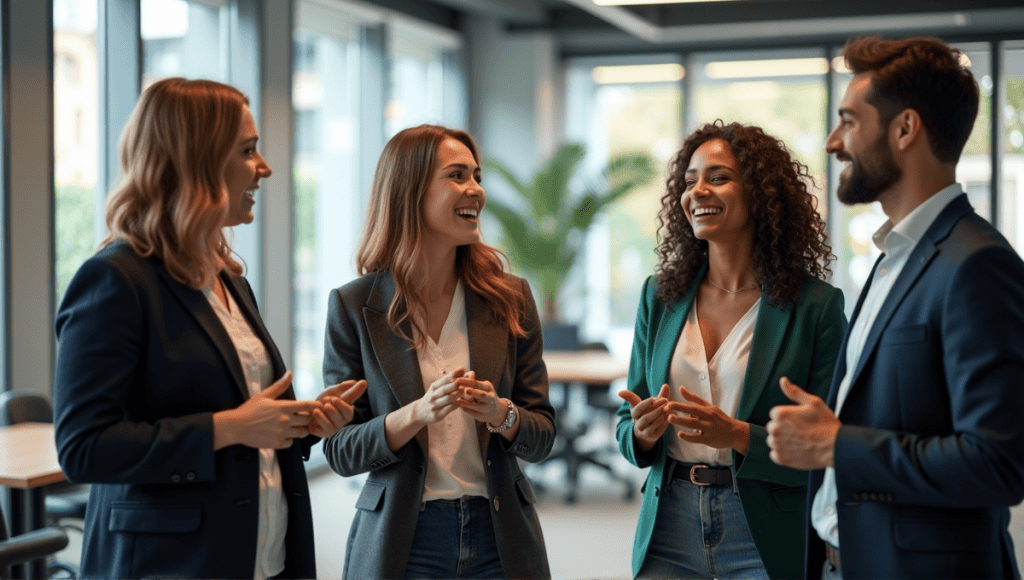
left=0, top=392, right=89, bottom=528
left=0, top=504, right=70, bottom=579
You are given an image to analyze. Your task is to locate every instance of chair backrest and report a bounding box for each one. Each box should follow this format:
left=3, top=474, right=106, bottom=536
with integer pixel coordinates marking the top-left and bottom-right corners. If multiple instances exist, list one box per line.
left=0, top=391, right=53, bottom=427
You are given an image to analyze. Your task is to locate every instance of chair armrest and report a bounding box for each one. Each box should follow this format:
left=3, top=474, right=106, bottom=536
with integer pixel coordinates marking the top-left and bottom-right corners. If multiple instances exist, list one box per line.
left=0, top=528, right=69, bottom=567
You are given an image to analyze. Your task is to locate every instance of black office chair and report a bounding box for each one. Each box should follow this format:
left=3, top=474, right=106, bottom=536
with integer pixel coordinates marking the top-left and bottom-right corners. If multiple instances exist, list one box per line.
left=0, top=504, right=69, bottom=579
left=0, top=393, right=88, bottom=530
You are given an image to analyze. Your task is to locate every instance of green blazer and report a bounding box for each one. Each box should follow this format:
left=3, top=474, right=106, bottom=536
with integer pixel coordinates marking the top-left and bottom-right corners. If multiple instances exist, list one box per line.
left=616, top=267, right=847, bottom=579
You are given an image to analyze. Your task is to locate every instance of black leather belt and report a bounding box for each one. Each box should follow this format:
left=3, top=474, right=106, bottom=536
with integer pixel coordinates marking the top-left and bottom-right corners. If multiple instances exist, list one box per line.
left=826, top=543, right=841, bottom=569
left=670, top=460, right=733, bottom=486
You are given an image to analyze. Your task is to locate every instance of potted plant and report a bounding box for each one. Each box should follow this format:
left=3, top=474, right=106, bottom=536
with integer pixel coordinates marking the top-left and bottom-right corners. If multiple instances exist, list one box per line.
left=484, top=143, right=656, bottom=326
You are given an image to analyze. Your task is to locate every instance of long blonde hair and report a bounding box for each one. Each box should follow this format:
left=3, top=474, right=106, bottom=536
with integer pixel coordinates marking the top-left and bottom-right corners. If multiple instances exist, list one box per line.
left=103, top=77, right=248, bottom=288
left=357, top=124, right=526, bottom=348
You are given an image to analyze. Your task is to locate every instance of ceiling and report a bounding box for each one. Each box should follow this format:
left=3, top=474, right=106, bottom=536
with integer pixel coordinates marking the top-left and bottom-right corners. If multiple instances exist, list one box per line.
left=364, top=0, right=1024, bottom=56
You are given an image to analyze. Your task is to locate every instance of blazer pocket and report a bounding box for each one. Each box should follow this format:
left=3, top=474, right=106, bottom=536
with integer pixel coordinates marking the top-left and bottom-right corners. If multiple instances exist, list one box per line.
left=515, top=476, right=537, bottom=505
left=355, top=482, right=386, bottom=511
left=894, top=519, right=989, bottom=552
left=108, top=502, right=201, bottom=533
left=768, top=485, right=806, bottom=513
left=880, top=324, right=928, bottom=346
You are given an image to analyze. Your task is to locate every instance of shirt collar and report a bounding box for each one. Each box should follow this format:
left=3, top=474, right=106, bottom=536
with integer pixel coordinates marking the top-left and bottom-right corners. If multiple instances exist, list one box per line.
left=872, top=183, right=964, bottom=254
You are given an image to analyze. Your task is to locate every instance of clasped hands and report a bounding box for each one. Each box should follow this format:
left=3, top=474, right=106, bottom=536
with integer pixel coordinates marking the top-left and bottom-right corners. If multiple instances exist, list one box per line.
left=618, top=384, right=749, bottom=454
left=618, top=377, right=840, bottom=469
left=215, top=370, right=367, bottom=451
left=413, top=368, right=507, bottom=429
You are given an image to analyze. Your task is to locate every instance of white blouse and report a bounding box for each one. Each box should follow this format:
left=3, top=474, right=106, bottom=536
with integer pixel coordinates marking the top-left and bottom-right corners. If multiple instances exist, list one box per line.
left=666, top=295, right=760, bottom=466
left=416, top=280, right=489, bottom=502
left=203, top=281, right=287, bottom=580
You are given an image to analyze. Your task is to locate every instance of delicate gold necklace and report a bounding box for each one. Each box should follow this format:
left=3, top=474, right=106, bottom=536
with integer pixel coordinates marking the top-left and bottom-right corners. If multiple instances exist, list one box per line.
left=705, top=278, right=760, bottom=294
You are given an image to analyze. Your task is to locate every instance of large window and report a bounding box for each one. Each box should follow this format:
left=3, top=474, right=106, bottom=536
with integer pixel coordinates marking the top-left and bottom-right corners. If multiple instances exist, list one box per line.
left=53, top=0, right=99, bottom=306
left=565, top=58, right=682, bottom=348
left=292, top=0, right=369, bottom=401
left=141, top=0, right=228, bottom=86
left=999, top=41, right=1024, bottom=250
left=386, top=17, right=465, bottom=135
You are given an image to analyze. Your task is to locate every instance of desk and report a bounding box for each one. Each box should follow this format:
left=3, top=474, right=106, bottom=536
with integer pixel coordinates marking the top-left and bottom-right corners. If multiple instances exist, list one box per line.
left=0, top=422, right=66, bottom=578
left=542, top=351, right=631, bottom=503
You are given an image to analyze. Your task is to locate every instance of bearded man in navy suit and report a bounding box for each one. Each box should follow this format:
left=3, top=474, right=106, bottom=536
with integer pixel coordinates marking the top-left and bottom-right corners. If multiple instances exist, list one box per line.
left=766, top=36, right=1024, bottom=579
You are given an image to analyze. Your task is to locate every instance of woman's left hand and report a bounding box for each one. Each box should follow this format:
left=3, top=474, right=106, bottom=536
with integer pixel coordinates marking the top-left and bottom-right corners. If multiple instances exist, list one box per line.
left=456, top=371, right=505, bottom=427
left=666, top=385, right=750, bottom=454
left=309, top=379, right=368, bottom=439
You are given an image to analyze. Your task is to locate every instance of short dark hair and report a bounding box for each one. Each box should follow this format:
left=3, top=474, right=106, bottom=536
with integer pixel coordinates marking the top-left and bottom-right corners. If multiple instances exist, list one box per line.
left=843, top=36, right=979, bottom=164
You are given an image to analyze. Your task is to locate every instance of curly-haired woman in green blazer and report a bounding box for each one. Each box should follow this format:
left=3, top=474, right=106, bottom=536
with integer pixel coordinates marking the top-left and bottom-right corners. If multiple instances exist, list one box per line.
left=617, top=121, right=847, bottom=579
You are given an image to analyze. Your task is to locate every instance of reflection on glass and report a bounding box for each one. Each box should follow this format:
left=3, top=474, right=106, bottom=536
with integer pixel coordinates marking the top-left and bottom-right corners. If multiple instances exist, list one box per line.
left=999, top=44, right=1024, bottom=250
left=141, top=0, right=226, bottom=87
left=54, top=0, right=99, bottom=306
left=292, top=2, right=364, bottom=401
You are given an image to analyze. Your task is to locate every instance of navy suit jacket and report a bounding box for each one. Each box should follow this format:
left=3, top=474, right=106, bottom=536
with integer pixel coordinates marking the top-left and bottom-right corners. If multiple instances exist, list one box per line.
left=54, top=243, right=316, bottom=579
left=806, top=194, right=1024, bottom=579
left=321, top=271, right=556, bottom=579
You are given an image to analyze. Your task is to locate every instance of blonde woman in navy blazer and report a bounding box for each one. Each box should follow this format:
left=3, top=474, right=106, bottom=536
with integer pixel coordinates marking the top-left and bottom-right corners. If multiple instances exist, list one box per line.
left=617, top=122, right=847, bottom=579
left=54, top=78, right=363, bottom=579
left=322, top=125, right=555, bottom=579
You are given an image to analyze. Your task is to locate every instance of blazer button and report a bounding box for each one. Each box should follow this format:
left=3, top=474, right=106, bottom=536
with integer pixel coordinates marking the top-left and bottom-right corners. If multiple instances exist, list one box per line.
left=654, top=487, right=660, bottom=497
left=171, top=474, right=181, bottom=483
left=416, top=466, right=424, bottom=474
left=493, top=497, right=500, bottom=512
left=487, top=460, right=492, bottom=467
left=186, top=472, right=196, bottom=481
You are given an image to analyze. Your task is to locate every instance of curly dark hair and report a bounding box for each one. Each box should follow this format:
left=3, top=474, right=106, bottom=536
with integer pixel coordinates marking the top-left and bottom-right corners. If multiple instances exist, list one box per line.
left=656, top=121, right=833, bottom=307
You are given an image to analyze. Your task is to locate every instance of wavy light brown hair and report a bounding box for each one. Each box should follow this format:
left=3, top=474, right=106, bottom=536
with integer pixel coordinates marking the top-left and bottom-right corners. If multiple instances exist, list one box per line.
left=102, top=78, right=248, bottom=288
left=357, top=124, right=526, bottom=349
left=844, top=36, right=978, bottom=164
left=656, top=121, right=833, bottom=306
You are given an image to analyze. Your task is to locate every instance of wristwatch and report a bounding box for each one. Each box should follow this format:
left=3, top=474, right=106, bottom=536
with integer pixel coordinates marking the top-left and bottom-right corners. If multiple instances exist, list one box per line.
left=487, top=399, right=517, bottom=433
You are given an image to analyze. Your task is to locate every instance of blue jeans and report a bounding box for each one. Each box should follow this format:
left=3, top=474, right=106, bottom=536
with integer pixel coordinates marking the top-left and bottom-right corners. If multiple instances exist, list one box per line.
left=638, top=472, right=769, bottom=579
left=405, top=496, right=505, bottom=579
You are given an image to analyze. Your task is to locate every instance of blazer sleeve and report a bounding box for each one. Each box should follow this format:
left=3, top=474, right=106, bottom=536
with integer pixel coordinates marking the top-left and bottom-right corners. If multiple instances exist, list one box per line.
left=616, top=276, right=664, bottom=468
left=835, top=246, right=1024, bottom=507
left=494, top=279, right=556, bottom=463
left=740, top=286, right=847, bottom=486
left=321, top=286, right=404, bottom=477
left=53, top=255, right=217, bottom=485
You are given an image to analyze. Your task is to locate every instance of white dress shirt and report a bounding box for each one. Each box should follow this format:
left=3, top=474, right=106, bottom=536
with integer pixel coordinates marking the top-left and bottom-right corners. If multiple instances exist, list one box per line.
left=416, top=280, right=489, bottom=502
left=204, top=280, right=287, bottom=580
left=811, top=184, right=964, bottom=547
left=666, top=294, right=761, bottom=466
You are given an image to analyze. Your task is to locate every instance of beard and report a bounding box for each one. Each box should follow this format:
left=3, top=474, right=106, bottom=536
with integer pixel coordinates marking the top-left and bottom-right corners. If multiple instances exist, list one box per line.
left=836, top=132, right=902, bottom=205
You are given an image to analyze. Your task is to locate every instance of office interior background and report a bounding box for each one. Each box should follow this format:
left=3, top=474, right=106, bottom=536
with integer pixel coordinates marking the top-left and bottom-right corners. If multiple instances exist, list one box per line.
left=3, top=0, right=1024, bottom=575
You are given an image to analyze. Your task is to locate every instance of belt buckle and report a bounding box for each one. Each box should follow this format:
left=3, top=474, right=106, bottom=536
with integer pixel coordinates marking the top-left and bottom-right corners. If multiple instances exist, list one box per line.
left=689, top=464, right=710, bottom=486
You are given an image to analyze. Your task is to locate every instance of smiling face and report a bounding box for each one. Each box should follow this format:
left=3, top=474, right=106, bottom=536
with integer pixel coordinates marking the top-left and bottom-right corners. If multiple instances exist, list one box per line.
left=421, top=136, right=485, bottom=250
left=223, top=105, right=272, bottom=227
left=681, top=138, right=751, bottom=244
left=827, top=73, right=902, bottom=206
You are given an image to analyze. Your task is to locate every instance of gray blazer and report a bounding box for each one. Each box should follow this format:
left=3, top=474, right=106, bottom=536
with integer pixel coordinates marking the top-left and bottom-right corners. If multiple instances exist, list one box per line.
left=322, top=271, right=555, bottom=579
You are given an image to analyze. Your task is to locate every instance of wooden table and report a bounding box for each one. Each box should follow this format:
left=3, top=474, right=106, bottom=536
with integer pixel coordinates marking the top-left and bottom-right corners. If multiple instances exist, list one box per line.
left=542, top=351, right=631, bottom=503
left=0, top=422, right=66, bottom=578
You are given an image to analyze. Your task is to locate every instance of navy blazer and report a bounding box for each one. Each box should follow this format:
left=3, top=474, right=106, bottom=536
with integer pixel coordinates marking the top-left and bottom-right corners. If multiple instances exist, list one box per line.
left=322, top=271, right=556, bottom=579
left=53, top=243, right=316, bottom=579
left=806, top=194, right=1024, bottom=579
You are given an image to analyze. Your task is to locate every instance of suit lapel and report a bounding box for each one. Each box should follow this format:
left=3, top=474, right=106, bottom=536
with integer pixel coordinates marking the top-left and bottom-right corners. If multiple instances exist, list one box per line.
left=363, top=273, right=429, bottom=453
left=154, top=266, right=249, bottom=401
left=465, top=287, right=508, bottom=460
left=845, top=194, right=971, bottom=397
left=736, top=292, right=792, bottom=421
left=650, top=265, right=705, bottom=396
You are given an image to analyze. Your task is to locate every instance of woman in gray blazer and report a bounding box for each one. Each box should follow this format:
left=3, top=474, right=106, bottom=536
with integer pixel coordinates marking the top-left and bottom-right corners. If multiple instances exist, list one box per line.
left=322, top=124, right=556, bottom=579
